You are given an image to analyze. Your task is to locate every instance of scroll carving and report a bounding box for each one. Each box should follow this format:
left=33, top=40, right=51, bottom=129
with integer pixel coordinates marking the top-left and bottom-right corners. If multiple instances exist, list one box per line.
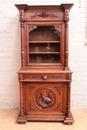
left=35, top=88, right=55, bottom=109
left=31, top=12, right=57, bottom=18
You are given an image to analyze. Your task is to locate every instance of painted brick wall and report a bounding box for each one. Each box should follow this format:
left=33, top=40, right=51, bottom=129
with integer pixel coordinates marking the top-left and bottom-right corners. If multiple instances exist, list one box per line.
left=0, top=0, right=87, bottom=109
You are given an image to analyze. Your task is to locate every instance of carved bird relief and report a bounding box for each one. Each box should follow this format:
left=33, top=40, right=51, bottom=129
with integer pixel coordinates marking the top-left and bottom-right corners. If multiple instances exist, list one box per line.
left=35, top=89, right=55, bottom=109
left=41, top=92, right=52, bottom=104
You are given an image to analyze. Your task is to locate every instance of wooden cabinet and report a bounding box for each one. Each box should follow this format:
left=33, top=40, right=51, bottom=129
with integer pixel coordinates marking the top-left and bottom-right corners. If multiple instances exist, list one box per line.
left=15, top=4, right=74, bottom=124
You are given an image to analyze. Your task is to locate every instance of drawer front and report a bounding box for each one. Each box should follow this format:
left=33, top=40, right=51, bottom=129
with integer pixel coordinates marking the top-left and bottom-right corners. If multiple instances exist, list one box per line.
left=18, top=73, right=72, bottom=82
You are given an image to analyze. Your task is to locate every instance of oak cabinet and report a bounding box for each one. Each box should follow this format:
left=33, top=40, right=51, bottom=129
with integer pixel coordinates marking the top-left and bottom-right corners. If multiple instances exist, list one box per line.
left=15, top=4, right=74, bottom=124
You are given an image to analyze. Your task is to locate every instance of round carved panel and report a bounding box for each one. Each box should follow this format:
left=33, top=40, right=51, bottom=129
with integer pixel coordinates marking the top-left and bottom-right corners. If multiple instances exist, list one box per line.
left=34, top=88, right=56, bottom=109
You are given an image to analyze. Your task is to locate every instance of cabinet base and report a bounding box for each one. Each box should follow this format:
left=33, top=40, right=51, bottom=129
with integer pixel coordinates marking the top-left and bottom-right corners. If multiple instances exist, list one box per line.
left=17, top=114, right=27, bottom=124
left=17, top=112, right=74, bottom=125
left=64, top=112, right=74, bottom=125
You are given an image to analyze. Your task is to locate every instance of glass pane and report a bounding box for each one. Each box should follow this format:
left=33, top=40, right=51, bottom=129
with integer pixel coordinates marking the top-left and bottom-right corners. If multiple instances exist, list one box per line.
left=29, top=26, right=61, bottom=64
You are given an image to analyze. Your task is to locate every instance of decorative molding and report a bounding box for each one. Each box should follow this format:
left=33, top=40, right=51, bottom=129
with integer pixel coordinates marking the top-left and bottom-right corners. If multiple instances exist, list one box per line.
left=25, top=75, right=38, bottom=79
left=20, top=74, right=65, bottom=80
left=31, top=12, right=57, bottom=18
left=35, top=88, right=55, bottom=109
left=51, top=75, right=64, bottom=79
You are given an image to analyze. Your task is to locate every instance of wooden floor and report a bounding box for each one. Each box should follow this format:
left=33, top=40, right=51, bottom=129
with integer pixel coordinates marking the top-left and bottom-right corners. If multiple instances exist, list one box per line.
left=0, top=109, right=87, bottom=130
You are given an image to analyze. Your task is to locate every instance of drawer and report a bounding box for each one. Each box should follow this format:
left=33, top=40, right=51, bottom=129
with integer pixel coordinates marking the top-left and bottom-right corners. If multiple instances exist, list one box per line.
left=18, top=73, right=72, bottom=82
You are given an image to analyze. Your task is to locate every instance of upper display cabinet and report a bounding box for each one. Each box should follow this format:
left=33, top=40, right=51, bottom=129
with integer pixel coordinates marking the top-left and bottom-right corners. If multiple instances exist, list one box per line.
left=15, top=4, right=73, bottom=70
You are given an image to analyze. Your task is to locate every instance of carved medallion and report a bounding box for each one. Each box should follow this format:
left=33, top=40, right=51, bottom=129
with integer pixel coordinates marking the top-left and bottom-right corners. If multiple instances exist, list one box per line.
left=34, top=88, right=55, bottom=109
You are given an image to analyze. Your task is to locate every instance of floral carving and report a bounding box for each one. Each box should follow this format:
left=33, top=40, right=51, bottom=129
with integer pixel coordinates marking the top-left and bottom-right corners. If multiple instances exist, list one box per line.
left=31, top=12, right=57, bottom=18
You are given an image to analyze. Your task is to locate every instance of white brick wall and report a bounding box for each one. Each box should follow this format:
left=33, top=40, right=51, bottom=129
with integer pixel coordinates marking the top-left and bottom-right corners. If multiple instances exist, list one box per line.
left=0, top=0, right=87, bottom=109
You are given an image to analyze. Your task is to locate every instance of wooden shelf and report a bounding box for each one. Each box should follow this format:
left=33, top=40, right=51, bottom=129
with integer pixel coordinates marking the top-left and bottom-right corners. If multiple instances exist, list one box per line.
left=29, top=52, right=60, bottom=54
left=29, top=41, right=60, bottom=43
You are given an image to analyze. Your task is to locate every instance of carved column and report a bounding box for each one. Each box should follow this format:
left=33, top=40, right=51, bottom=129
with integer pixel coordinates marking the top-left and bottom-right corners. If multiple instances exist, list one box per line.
left=20, top=82, right=24, bottom=117
left=20, top=10, right=25, bottom=67
left=64, top=82, right=74, bottom=124
left=64, top=9, right=69, bottom=69
left=66, top=82, right=71, bottom=118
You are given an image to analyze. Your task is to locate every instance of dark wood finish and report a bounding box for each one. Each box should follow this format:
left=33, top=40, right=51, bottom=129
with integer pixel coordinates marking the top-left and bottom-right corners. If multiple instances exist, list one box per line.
left=15, top=4, right=74, bottom=124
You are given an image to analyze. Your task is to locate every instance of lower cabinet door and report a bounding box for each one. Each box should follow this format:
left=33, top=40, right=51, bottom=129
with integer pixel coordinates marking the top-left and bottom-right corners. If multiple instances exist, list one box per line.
left=23, top=82, right=67, bottom=121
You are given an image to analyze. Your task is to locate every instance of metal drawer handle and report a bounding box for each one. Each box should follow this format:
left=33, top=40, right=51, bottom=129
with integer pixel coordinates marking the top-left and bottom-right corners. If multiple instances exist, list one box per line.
left=42, top=75, right=48, bottom=80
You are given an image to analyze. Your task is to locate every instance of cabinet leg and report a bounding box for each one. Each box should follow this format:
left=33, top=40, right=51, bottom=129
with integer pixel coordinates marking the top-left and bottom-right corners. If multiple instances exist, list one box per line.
left=64, top=111, right=74, bottom=125
left=64, top=83, right=74, bottom=125
left=17, top=112, right=27, bottom=124
left=17, top=83, right=27, bottom=124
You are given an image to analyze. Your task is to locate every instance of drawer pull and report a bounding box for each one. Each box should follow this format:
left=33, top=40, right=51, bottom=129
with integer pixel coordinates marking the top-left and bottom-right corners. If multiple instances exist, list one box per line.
left=42, top=75, right=48, bottom=80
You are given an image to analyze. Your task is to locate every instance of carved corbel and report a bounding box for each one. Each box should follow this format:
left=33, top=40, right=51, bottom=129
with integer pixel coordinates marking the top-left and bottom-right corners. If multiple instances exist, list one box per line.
left=20, top=10, right=25, bottom=28
left=64, top=9, right=69, bottom=22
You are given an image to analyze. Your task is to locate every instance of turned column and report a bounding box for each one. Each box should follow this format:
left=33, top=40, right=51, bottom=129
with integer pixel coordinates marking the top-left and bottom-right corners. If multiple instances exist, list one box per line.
left=64, top=81, right=74, bottom=124
left=61, top=4, right=73, bottom=70
left=20, top=10, right=25, bottom=68
left=64, top=9, right=69, bottom=69
left=20, top=82, right=24, bottom=117
left=66, top=82, right=71, bottom=118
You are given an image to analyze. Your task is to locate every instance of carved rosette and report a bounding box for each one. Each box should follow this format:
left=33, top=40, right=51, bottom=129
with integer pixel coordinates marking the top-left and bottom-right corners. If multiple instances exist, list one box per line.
left=34, top=88, right=55, bottom=109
